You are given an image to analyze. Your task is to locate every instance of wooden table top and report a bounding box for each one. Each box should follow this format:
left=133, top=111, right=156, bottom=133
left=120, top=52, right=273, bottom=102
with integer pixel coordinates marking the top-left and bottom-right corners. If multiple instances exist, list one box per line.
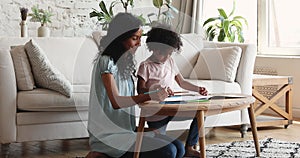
left=138, top=94, right=255, bottom=116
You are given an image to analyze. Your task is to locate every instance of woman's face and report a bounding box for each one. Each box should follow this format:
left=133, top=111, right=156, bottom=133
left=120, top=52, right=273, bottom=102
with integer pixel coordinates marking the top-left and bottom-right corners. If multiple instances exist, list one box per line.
left=122, top=28, right=143, bottom=54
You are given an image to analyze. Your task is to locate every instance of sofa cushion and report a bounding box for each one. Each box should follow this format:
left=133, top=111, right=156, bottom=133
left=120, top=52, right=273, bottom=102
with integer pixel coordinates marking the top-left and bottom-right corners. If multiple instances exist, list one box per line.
left=172, top=79, right=241, bottom=94
left=189, top=46, right=242, bottom=82
left=24, top=39, right=72, bottom=97
left=10, top=45, right=35, bottom=90
left=17, top=111, right=88, bottom=125
left=17, top=88, right=89, bottom=112
left=172, top=34, right=204, bottom=78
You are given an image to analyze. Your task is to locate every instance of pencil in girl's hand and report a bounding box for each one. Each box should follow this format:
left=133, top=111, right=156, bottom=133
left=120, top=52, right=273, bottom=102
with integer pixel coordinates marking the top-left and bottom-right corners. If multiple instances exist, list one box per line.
left=144, top=88, right=163, bottom=94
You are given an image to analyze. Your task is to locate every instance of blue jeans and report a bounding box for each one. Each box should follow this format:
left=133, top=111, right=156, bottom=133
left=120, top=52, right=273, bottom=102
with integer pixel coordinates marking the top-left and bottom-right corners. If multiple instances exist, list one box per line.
left=121, top=134, right=185, bottom=158
left=147, top=116, right=199, bottom=146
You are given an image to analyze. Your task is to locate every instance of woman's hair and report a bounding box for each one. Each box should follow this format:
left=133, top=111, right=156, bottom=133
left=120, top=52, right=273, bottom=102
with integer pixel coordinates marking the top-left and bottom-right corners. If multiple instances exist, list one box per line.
left=146, top=23, right=182, bottom=53
left=95, top=13, right=142, bottom=79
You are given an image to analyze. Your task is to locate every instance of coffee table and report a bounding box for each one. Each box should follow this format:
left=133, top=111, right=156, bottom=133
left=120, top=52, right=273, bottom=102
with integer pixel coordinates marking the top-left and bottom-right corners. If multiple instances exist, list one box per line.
left=133, top=94, right=260, bottom=158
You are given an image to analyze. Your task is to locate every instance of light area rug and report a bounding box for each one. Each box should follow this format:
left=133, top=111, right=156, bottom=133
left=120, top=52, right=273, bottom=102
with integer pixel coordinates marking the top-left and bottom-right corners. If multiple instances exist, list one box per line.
left=206, top=138, right=300, bottom=158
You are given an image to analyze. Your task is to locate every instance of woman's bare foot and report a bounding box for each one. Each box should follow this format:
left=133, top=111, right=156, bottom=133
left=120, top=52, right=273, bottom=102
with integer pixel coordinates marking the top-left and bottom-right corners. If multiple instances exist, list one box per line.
left=85, top=151, right=110, bottom=158
left=184, top=145, right=201, bottom=157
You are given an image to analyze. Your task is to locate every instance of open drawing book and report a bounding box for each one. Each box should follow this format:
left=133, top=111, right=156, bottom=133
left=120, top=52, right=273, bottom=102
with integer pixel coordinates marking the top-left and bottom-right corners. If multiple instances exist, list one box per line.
left=160, top=92, right=246, bottom=104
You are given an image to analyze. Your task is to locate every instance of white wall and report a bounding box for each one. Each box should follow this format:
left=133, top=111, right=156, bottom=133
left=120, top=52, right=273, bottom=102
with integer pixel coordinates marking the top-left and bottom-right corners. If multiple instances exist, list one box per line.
left=255, top=56, right=300, bottom=119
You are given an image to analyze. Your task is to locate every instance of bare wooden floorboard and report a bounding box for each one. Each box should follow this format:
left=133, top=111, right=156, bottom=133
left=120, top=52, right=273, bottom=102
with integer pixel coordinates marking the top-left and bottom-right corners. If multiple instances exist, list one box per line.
left=1, top=122, right=300, bottom=158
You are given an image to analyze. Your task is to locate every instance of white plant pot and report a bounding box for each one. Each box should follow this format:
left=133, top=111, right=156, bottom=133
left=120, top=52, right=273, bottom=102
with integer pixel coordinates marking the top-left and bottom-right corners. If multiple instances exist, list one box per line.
left=20, top=21, right=28, bottom=37
left=38, top=26, right=50, bottom=37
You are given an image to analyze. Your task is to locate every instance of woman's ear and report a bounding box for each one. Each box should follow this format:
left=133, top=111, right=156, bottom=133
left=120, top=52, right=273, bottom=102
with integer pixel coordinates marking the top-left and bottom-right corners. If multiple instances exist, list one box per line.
left=152, top=49, right=160, bottom=55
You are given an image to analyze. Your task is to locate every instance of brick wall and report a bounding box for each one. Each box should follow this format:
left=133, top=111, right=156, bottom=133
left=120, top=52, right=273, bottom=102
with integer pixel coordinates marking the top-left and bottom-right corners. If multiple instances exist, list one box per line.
left=0, top=0, right=153, bottom=37
left=0, top=0, right=102, bottom=37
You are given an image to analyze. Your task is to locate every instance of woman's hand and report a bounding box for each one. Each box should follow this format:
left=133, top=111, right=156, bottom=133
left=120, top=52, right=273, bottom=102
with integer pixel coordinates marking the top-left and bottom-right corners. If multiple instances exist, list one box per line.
left=167, top=87, right=174, bottom=96
left=149, top=87, right=168, bottom=101
left=199, top=87, right=208, bottom=96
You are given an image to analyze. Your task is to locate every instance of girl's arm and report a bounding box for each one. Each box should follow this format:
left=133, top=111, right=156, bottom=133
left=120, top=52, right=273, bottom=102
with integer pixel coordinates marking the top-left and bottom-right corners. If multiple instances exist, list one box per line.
left=102, top=73, right=168, bottom=109
left=137, top=75, right=148, bottom=94
left=137, top=75, right=169, bottom=95
left=175, top=74, right=208, bottom=95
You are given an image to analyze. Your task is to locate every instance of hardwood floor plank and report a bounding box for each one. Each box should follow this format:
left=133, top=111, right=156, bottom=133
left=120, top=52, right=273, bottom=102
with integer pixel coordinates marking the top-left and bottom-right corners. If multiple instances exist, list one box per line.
left=1, top=122, right=300, bottom=158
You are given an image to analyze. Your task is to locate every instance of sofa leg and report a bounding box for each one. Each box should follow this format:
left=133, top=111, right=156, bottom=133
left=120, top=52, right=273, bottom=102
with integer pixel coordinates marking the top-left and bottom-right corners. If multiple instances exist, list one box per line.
left=240, top=124, right=248, bottom=138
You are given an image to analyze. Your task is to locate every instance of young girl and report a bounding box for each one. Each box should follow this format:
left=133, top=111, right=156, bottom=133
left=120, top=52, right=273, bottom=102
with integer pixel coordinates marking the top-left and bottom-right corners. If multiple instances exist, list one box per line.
left=87, top=13, right=185, bottom=158
left=137, top=24, right=208, bottom=157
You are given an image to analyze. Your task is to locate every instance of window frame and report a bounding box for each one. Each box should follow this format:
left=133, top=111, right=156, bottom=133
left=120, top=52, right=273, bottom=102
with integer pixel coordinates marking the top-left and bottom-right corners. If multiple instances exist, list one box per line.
left=257, top=0, right=300, bottom=56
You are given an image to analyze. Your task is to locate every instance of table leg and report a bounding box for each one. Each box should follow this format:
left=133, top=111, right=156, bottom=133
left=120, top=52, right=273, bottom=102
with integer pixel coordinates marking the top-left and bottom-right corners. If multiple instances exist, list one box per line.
left=196, top=110, right=205, bottom=158
left=134, top=116, right=145, bottom=158
left=248, top=104, right=260, bottom=157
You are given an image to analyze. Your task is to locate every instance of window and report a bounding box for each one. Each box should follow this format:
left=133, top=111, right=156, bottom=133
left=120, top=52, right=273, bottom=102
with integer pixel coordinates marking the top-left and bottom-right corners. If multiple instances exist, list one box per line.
left=201, top=0, right=257, bottom=44
left=258, top=0, right=300, bottom=56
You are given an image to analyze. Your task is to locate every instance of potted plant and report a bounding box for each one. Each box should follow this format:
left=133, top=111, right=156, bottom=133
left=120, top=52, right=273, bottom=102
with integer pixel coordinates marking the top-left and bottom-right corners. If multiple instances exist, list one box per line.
left=90, top=0, right=146, bottom=30
left=29, top=5, right=54, bottom=37
left=148, top=0, right=178, bottom=27
left=203, top=0, right=248, bottom=43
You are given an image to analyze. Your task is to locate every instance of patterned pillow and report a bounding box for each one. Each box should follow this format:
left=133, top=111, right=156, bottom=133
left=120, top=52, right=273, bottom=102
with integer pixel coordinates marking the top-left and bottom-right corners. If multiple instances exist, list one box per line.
left=24, top=39, right=72, bottom=97
left=10, top=45, right=35, bottom=90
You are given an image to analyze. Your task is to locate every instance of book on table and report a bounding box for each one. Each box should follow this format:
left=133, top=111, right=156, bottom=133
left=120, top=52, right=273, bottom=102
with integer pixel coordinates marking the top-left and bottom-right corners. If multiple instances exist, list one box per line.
left=160, top=92, right=246, bottom=104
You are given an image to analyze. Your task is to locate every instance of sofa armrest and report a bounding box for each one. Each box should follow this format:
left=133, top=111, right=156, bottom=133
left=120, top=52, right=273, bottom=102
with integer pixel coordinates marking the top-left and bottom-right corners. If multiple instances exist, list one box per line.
left=235, top=44, right=257, bottom=95
left=0, top=49, right=17, bottom=143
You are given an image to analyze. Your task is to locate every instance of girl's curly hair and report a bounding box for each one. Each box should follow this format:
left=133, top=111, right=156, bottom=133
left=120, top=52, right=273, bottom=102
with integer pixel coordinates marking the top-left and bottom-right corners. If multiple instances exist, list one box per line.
left=146, top=23, right=182, bottom=53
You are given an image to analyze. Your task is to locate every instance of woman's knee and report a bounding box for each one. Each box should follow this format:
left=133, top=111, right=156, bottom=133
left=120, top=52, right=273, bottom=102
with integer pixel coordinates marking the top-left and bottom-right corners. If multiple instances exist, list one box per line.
left=172, top=140, right=185, bottom=158
left=161, top=144, right=177, bottom=158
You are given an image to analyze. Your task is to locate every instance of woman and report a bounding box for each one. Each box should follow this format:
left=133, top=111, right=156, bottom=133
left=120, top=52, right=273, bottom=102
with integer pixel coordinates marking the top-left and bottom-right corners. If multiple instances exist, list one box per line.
left=86, top=13, right=185, bottom=158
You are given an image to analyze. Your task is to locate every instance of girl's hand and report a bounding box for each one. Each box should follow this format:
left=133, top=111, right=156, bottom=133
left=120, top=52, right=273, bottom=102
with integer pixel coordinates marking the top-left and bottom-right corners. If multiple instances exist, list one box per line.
left=199, top=87, right=208, bottom=96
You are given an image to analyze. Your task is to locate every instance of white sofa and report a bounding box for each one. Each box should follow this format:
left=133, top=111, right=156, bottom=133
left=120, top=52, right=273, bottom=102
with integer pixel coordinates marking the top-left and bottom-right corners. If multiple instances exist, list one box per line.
left=0, top=34, right=256, bottom=144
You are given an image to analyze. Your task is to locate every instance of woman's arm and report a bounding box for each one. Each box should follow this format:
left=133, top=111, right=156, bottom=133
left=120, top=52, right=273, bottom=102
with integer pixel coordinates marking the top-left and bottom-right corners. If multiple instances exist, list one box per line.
left=102, top=73, right=168, bottom=109
left=175, top=74, right=208, bottom=95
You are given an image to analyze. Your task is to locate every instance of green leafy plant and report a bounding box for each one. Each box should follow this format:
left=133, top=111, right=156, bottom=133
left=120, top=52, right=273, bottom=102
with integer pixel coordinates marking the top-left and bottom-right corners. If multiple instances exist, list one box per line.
left=203, top=0, right=248, bottom=43
left=120, top=0, right=134, bottom=13
left=148, top=0, right=178, bottom=26
left=90, top=1, right=116, bottom=30
left=29, top=5, right=54, bottom=26
left=90, top=0, right=144, bottom=30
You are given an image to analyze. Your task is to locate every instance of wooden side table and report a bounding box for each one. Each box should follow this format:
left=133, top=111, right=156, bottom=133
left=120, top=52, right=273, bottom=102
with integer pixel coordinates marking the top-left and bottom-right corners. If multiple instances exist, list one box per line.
left=252, top=74, right=293, bottom=128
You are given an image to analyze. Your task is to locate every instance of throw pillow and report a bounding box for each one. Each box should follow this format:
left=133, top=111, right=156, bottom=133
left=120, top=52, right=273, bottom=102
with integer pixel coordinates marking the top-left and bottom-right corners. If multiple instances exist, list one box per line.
left=10, top=45, right=35, bottom=90
left=24, top=39, right=72, bottom=97
left=189, top=46, right=242, bottom=82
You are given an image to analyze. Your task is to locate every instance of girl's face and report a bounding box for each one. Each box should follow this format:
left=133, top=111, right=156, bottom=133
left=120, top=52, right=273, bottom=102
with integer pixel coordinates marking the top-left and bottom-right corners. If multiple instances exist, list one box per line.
left=151, top=48, right=174, bottom=64
left=122, top=28, right=143, bottom=54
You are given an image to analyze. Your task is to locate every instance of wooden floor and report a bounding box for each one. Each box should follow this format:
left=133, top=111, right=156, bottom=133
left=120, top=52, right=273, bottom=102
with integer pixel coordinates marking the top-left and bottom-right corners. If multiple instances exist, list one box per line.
left=1, top=121, right=300, bottom=158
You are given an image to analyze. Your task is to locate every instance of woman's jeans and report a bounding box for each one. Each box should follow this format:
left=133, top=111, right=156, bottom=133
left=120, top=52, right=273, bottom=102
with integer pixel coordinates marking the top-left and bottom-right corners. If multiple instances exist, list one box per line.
left=147, top=116, right=199, bottom=146
left=121, top=134, right=185, bottom=158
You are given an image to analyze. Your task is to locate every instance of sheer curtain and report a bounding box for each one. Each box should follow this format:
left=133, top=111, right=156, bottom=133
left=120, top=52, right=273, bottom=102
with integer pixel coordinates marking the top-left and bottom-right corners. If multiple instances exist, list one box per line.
left=173, top=0, right=203, bottom=34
